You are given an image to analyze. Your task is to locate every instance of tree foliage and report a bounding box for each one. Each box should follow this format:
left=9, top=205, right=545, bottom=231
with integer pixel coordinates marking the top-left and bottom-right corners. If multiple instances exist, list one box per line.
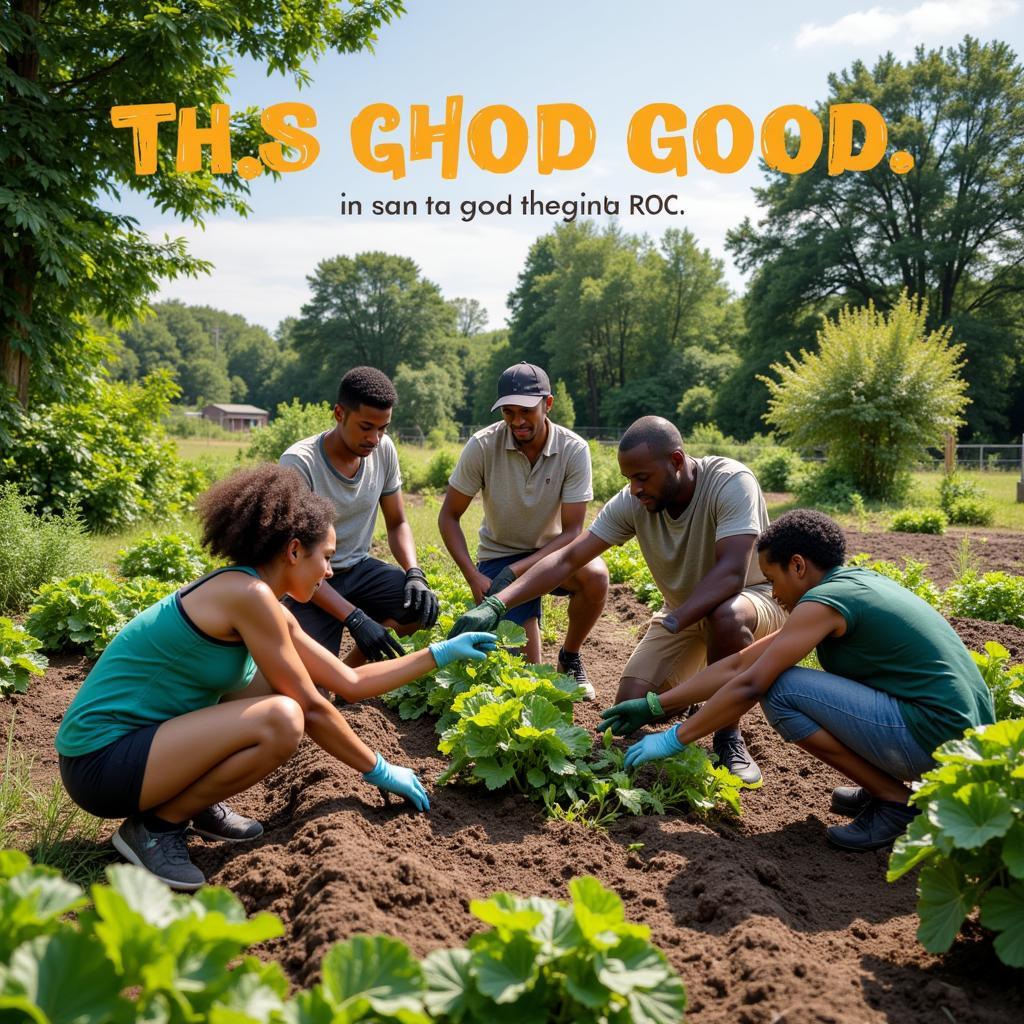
left=0, top=0, right=405, bottom=419
left=722, top=36, right=1024, bottom=440
left=761, top=293, right=968, bottom=499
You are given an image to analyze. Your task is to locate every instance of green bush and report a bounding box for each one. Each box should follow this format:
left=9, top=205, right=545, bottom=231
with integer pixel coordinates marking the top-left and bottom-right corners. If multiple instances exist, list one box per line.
left=117, top=534, right=217, bottom=583
left=0, top=617, right=47, bottom=697
left=0, top=485, right=94, bottom=614
left=762, top=293, right=968, bottom=500
left=424, top=448, right=459, bottom=491
left=0, top=372, right=203, bottom=532
left=602, top=541, right=662, bottom=608
left=847, top=554, right=942, bottom=607
left=588, top=440, right=623, bottom=501
left=246, top=399, right=333, bottom=462
left=889, top=508, right=947, bottom=534
left=888, top=719, right=1024, bottom=967
left=0, top=852, right=687, bottom=1024
left=944, top=571, right=1024, bottom=627
left=751, top=447, right=806, bottom=492
left=25, top=573, right=175, bottom=658
left=969, top=643, right=1024, bottom=720
left=795, top=464, right=863, bottom=511
left=947, top=495, right=995, bottom=526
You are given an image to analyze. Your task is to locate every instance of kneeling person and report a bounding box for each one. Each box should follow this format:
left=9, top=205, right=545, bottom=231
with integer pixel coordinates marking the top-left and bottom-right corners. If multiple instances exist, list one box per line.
left=439, top=362, right=608, bottom=697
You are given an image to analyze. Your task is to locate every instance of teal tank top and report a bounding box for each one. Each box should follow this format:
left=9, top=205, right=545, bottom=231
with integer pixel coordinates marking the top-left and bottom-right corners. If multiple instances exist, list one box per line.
left=55, top=567, right=260, bottom=757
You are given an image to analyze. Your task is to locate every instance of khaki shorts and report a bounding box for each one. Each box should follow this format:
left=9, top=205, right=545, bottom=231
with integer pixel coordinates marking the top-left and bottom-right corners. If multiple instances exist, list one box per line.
left=621, top=585, right=788, bottom=692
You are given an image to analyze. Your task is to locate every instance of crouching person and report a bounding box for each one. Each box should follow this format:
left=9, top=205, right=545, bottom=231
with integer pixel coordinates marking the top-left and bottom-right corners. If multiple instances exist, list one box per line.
left=604, top=509, right=995, bottom=851
left=55, top=464, right=496, bottom=889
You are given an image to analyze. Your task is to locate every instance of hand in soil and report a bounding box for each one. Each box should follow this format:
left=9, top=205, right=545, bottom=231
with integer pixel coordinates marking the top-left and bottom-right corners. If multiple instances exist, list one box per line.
left=600, top=693, right=664, bottom=736
left=624, top=725, right=687, bottom=767
left=362, top=753, right=430, bottom=811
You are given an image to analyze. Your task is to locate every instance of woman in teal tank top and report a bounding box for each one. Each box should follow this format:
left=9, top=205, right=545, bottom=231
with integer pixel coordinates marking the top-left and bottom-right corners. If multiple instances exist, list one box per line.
left=56, top=464, right=497, bottom=890
left=601, top=509, right=995, bottom=853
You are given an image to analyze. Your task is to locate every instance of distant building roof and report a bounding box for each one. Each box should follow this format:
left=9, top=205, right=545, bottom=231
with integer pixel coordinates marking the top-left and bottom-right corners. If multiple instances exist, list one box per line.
left=205, top=404, right=268, bottom=415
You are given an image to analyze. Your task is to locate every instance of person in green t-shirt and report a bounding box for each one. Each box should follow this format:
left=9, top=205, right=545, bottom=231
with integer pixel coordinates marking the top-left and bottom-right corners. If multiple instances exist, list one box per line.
left=600, top=509, right=995, bottom=852
left=55, top=464, right=497, bottom=890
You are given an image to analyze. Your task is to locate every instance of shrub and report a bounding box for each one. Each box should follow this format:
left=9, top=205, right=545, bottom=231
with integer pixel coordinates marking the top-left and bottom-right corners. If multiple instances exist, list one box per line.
left=751, top=447, right=806, bottom=492
left=944, top=571, right=1024, bottom=627
left=969, top=642, right=1024, bottom=720
left=602, top=540, right=662, bottom=608
left=888, top=720, right=1024, bottom=967
left=0, top=485, right=94, bottom=614
left=589, top=440, right=623, bottom=501
left=0, top=618, right=47, bottom=697
left=947, top=495, right=995, bottom=526
left=25, top=573, right=175, bottom=657
left=117, top=534, right=217, bottom=583
left=424, top=448, right=459, bottom=491
left=889, top=508, right=947, bottom=534
left=795, top=464, right=863, bottom=511
left=246, top=398, right=332, bottom=462
left=847, top=554, right=941, bottom=607
left=0, top=372, right=202, bottom=532
left=761, top=292, right=968, bottom=500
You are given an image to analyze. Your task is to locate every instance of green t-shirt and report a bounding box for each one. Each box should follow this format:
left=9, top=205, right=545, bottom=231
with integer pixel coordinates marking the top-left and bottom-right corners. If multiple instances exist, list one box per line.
left=56, top=567, right=259, bottom=757
left=797, top=566, right=994, bottom=755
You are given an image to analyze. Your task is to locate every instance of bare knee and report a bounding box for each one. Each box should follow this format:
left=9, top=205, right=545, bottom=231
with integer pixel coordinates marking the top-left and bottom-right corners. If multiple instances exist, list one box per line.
left=706, top=598, right=755, bottom=657
left=615, top=675, right=655, bottom=703
left=260, top=696, right=304, bottom=759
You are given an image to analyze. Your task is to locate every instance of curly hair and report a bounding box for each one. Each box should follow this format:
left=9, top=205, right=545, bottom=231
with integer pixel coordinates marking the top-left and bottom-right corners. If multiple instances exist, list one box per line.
left=195, top=464, right=335, bottom=566
left=757, top=509, right=846, bottom=570
left=337, top=366, right=397, bottom=410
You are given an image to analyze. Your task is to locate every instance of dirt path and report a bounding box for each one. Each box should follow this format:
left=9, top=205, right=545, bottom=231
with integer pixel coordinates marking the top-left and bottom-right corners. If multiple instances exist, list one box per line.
left=5, top=582, right=1023, bottom=1024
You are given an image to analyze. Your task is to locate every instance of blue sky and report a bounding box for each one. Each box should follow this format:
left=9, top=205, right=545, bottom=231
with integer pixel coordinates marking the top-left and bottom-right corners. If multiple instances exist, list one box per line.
left=126, top=0, right=1024, bottom=332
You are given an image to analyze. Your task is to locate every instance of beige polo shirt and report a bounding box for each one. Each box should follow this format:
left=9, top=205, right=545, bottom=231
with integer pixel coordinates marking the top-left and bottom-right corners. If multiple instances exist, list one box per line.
left=589, top=456, right=770, bottom=610
left=448, top=421, right=593, bottom=561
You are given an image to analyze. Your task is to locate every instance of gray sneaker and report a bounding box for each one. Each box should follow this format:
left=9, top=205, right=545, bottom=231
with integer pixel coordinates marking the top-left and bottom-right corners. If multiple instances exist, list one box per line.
left=557, top=648, right=596, bottom=701
left=189, top=802, right=264, bottom=842
left=112, top=816, right=205, bottom=891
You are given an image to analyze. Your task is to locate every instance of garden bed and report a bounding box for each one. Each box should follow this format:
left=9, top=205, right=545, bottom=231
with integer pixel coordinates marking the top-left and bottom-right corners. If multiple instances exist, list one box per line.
left=5, top=547, right=1024, bottom=1023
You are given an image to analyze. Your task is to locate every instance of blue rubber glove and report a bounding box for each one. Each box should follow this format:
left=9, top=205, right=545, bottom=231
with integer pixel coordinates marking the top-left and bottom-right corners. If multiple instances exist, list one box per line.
left=363, top=753, right=430, bottom=812
left=623, top=725, right=686, bottom=769
left=429, top=632, right=498, bottom=669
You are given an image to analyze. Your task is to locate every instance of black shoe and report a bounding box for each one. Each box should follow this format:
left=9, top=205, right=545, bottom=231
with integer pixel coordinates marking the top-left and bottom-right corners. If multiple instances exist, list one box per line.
left=557, top=648, right=596, bottom=701
left=826, top=799, right=918, bottom=851
left=113, top=816, right=205, bottom=891
left=189, top=802, right=264, bottom=842
left=831, top=785, right=871, bottom=817
left=712, top=731, right=762, bottom=788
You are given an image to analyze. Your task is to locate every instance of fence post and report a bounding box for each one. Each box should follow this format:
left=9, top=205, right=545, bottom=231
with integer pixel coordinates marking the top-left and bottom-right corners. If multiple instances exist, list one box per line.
left=943, top=434, right=955, bottom=475
left=1018, top=433, right=1024, bottom=503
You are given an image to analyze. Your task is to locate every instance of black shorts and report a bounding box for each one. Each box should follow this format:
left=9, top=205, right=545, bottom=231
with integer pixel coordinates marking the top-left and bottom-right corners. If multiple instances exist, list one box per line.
left=283, top=556, right=421, bottom=655
left=58, top=723, right=160, bottom=819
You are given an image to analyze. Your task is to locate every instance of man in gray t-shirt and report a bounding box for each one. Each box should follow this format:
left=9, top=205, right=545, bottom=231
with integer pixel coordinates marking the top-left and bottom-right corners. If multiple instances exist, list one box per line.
left=449, top=415, right=786, bottom=786
left=280, top=367, right=439, bottom=664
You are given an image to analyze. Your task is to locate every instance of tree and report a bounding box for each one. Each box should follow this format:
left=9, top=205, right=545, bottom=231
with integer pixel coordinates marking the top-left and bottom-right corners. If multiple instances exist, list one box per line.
left=761, top=293, right=968, bottom=499
left=551, top=379, right=575, bottom=430
left=450, top=297, right=488, bottom=336
left=393, top=362, right=462, bottom=438
left=0, top=0, right=405, bottom=421
left=291, top=252, right=455, bottom=399
left=724, top=37, right=1024, bottom=439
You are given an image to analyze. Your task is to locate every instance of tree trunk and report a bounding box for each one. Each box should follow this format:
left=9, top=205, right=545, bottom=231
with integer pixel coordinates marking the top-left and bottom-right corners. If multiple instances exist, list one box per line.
left=2, top=0, right=42, bottom=406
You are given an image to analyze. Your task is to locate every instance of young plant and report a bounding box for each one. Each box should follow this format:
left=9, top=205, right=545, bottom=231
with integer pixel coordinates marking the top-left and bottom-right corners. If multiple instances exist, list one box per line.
left=117, top=533, right=217, bottom=583
left=889, top=508, right=947, bottom=534
left=887, top=719, right=1024, bottom=967
left=847, top=554, right=942, bottom=608
left=0, top=618, right=47, bottom=698
left=602, top=541, right=662, bottom=609
left=969, top=642, right=1024, bottom=721
left=943, top=572, right=1024, bottom=628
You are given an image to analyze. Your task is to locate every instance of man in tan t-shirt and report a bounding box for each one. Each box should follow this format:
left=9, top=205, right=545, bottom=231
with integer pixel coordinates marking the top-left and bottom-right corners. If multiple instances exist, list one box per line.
left=439, top=362, right=609, bottom=698
left=449, top=415, right=786, bottom=785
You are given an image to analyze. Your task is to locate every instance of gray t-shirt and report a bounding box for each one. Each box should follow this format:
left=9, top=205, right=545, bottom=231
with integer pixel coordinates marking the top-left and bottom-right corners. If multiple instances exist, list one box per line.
left=590, top=456, right=769, bottom=610
left=280, top=432, right=401, bottom=569
left=448, top=421, right=593, bottom=561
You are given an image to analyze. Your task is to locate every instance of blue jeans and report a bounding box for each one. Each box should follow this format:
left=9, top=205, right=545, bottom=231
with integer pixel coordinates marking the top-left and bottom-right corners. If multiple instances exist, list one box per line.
left=760, top=667, right=936, bottom=781
left=477, top=553, right=570, bottom=626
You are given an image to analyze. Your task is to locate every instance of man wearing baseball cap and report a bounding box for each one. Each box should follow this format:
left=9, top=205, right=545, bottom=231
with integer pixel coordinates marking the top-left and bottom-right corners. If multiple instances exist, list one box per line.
left=438, top=362, right=608, bottom=697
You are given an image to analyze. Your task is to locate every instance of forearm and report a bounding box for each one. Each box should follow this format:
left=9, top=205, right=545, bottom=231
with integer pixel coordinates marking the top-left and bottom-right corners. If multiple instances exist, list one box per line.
left=510, top=528, right=580, bottom=576
left=657, top=633, right=776, bottom=714
left=387, top=522, right=418, bottom=571
left=666, top=564, right=747, bottom=632
left=331, top=648, right=439, bottom=702
left=303, top=702, right=377, bottom=773
left=674, top=673, right=763, bottom=744
left=499, top=547, right=577, bottom=609
left=310, top=578, right=355, bottom=620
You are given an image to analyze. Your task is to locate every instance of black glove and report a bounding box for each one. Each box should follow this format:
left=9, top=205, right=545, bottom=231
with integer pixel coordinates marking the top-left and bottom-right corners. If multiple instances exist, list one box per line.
left=485, top=565, right=517, bottom=598
left=403, top=567, right=439, bottom=629
left=345, top=608, right=404, bottom=661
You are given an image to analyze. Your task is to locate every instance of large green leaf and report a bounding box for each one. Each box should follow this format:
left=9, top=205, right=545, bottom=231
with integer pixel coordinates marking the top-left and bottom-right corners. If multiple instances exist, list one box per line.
left=626, top=979, right=688, bottom=1024
left=570, top=877, right=627, bottom=945
left=523, top=898, right=583, bottom=959
left=916, top=861, right=973, bottom=953
left=473, top=759, right=516, bottom=790
left=422, top=948, right=472, bottom=1018
left=979, top=884, right=1024, bottom=967
left=596, top=937, right=673, bottom=995
left=887, top=813, right=938, bottom=881
left=319, top=935, right=425, bottom=1018
left=1001, top=822, right=1024, bottom=879
left=471, top=933, right=539, bottom=1004
left=929, top=782, right=1014, bottom=849
left=0, top=869, right=87, bottom=962
left=471, top=894, right=544, bottom=933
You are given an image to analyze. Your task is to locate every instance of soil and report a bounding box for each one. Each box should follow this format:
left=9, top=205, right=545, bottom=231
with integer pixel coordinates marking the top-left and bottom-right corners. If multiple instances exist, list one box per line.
left=6, top=531, right=1024, bottom=1024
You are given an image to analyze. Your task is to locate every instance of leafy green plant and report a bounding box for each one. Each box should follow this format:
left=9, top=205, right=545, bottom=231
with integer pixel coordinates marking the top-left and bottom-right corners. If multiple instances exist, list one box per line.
left=944, top=571, right=1024, bottom=628
left=589, top=440, right=624, bottom=502
left=969, top=643, right=1024, bottom=720
left=847, top=554, right=942, bottom=607
left=245, top=398, right=333, bottom=462
left=751, top=446, right=806, bottom=492
left=0, top=620, right=47, bottom=698
left=947, top=495, right=995, bottom=526
left=887, top=719, right=1024, bottom=967
left=602, top=541, right=662, bottom=609
left=889, top=508, right=947, bottom=534
left=25, top=573, right=175, bottom=658
left=424, top=449, right=459, bottom=491
left=117, top=533, right=217, bottom=583
left=0, top=485, right=94, bottom=615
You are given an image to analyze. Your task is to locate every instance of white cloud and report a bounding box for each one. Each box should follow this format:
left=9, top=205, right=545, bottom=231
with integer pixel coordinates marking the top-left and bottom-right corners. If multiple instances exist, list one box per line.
left=795, top=0, right=1017, bottom=49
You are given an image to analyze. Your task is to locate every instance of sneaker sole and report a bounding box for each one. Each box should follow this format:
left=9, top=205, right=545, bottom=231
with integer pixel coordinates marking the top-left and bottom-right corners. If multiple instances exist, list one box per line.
left=736, top=776, right=763, bottom=790
left=188, top=825, right=264, bottom=843
left=112, top=831, right=205, bottom=891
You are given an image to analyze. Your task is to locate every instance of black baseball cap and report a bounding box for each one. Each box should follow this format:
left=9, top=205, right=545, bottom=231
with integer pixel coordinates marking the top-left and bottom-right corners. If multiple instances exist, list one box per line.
left=491, top=362, right=551, bottom=411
